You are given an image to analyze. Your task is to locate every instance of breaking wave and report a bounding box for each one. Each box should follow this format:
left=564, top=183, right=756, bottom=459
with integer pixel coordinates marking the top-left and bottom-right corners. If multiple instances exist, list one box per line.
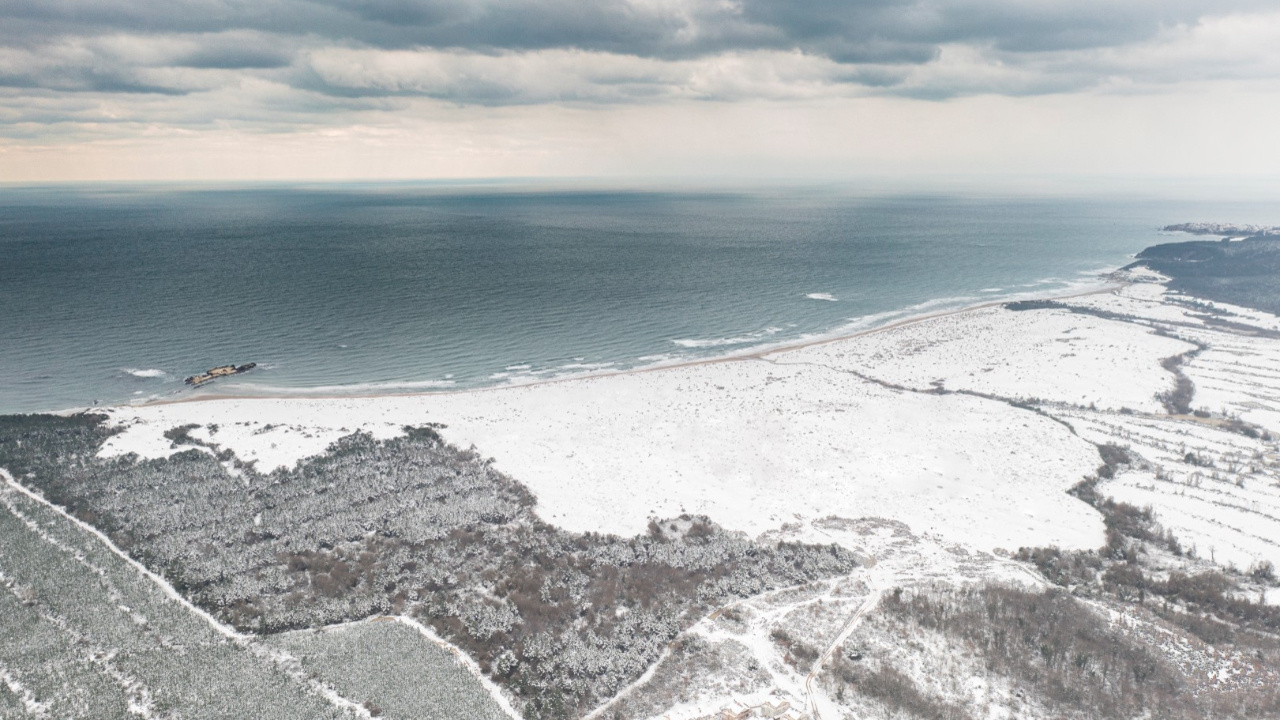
left=123, top=368, right=167, bottom=378
left=672, top=327, right=784, bottom=349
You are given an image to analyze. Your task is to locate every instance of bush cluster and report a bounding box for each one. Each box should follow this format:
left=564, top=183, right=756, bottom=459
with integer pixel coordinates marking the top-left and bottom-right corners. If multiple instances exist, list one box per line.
left=883, top=584, right=1280, bottom=720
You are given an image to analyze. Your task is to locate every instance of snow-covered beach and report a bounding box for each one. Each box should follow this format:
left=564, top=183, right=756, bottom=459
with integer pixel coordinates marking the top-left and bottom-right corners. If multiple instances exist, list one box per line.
left=92, top=269, right=1280, bottom=571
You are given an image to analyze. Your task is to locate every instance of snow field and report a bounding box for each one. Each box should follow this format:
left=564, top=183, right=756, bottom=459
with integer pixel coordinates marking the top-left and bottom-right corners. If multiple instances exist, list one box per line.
left=1040, top=281, right=1280, bottom=571
left=99, top=301, right=1118, bottom=556
left=775, top=303, right=1194, bottom=414
left=1065, top=279, right=1206, bottom=324
left=1016, top=281, right=1280, bottom=572
left=1182, top=332, right=1280, bottom=435
left=1066, top=408, right=1280, bottom=571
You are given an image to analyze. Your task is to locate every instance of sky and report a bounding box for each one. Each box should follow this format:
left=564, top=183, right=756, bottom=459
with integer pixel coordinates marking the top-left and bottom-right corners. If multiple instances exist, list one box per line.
left=1, top=0, right=1279, bottom=182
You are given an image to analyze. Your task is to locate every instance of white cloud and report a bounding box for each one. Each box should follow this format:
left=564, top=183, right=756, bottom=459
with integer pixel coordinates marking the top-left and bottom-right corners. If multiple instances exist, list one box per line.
left=303, top=47, right=868, bottom=104
left=2, top=2, right=1280, bottom=179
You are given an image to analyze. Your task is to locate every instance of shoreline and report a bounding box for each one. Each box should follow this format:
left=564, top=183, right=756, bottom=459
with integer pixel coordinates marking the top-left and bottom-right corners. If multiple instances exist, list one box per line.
left=86, top=275, right=1165, bottom=552
left=105, top=277, right=1127, bottom=413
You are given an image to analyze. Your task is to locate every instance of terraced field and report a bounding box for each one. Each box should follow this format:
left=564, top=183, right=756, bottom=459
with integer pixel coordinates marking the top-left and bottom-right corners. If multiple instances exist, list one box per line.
left=268, top=617, right=513, bottom=720
left=0, top=472, right=361, bottom=719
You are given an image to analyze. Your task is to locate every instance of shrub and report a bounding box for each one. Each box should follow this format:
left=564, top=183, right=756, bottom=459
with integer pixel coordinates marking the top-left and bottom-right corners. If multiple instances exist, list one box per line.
left=883, top=585, right=1184, bottom=719
left=829, top=660, right=971, bottom=720
left=1251, top=561, right=1276, bottom=584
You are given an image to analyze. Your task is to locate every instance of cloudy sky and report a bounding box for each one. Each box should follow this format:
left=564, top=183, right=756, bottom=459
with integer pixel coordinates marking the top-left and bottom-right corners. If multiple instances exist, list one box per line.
left=1, top=0, right=1278, bottom=181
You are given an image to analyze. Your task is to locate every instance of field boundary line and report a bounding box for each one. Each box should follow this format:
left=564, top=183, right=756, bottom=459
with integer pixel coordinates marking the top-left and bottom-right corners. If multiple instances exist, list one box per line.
left=0, top=467, right=245, bottom=641
left=390, top=615, right=524, bottom=720
left=0, top=467, right=375, bottom=718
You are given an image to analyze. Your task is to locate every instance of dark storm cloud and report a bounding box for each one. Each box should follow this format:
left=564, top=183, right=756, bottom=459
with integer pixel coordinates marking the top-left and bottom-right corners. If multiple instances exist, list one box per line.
left=0, top=0, right=675, bottom=54
left=176, top=45, right=293, bottom=70
left=1, top=0, right=1265, bottom=58
left=733, top=0, right=1228, bottom=56
left=0, top=73, right=191, bottom=95
left=0, top=0, right=1274, bottom=112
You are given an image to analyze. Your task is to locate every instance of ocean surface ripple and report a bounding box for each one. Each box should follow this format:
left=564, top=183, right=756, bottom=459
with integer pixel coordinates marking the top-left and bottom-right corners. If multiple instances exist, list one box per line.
left=1, top=184, right=1269, bottom=413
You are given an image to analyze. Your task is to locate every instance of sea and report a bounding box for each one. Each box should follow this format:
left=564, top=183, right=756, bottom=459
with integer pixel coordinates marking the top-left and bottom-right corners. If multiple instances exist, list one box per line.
left=1, top=182, right=1274, bottom=414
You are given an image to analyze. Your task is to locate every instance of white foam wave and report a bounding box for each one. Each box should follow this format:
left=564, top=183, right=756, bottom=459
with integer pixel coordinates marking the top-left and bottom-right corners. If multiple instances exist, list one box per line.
left=805, top=292, right=838, bottom=302
left=123, top=368, right=167, bottom=378
left=489, top=366, right=563, bottom=384
left=893, top=294, right=982, bottom=315
left=812, top=273, right=1114, bottom=343
left=557, top=362, right=616, bottom=371
left=505, top=364, right=532, bottom=371
left=673, top=336, right=757, bottom=349
left=672, top=327, right=783, bottom=349
left=448, top=273, right=1121, bottom=395
left=835, top=308, right=918, bottom=333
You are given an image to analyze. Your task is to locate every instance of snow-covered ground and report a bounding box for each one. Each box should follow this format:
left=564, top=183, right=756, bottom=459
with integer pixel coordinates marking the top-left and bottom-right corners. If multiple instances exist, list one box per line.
left=1186, top=332, right=1280, bottom=433
left=1044, top=282, right=1280, bottom=572
left=1065, top=409, right=1280, bottom=571
left=97, top=321, right=1115, bottom=555
left=62, top=270, right=1280, bottom=719
left=595, top=517, right=1047, bottom=720
left=775, top=303, right=1193, bottom=413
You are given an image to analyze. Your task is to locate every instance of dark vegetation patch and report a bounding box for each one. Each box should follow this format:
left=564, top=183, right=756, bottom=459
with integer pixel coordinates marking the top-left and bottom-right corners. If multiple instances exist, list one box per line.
left=1146, top=329, right=1211, bottom=417
left=0, top=413, right=858, bottom=719
left=1156, top=351, right=1198, bottom=415
left=1105, top=568, right=1280, bottom=639
left=162, top=423, right=202, bottom=446
left=1128, top=235, right=1280, bottom=316
left=1147, top=335, right=1266, bottom=436
left=770, top=627, right=820, bottom=672
left=1003, top=299, right=1138, bottom=325
left=1062, top=444, right=1184, bottom=561
left=828, top=657, right=972, bottom=720
left=878, top=583, right=1280, bottom=720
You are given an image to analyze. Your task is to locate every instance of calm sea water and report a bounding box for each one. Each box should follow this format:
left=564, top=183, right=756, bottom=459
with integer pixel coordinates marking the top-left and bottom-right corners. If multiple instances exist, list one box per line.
left=1, top=183, right=1272, bottom=413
